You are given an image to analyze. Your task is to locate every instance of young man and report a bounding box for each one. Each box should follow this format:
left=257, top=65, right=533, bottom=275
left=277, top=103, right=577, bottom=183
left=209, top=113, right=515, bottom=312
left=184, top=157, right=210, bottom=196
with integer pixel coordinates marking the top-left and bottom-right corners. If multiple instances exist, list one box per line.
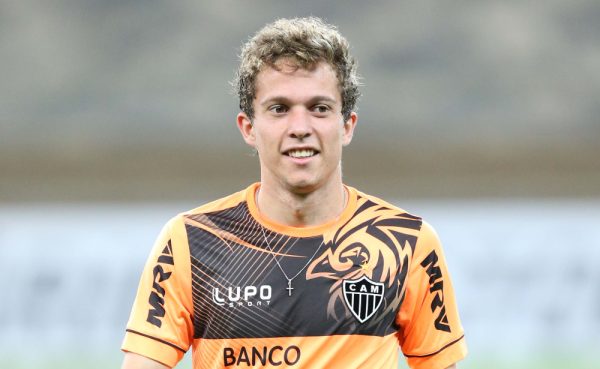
left=121, top=17, right=467, bottom=369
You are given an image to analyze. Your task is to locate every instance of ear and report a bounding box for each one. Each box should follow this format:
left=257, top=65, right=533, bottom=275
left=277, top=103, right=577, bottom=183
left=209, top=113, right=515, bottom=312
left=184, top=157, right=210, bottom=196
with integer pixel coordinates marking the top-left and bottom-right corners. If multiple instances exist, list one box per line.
left=342, top=112, right=358, bottom=146
left=237, top=112, right=256, bottom=147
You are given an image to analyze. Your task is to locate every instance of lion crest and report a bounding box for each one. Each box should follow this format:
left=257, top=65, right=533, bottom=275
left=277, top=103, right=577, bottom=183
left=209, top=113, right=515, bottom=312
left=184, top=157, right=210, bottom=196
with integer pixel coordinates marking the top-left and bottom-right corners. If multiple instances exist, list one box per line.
left=306, top=198, right=421, bottom=326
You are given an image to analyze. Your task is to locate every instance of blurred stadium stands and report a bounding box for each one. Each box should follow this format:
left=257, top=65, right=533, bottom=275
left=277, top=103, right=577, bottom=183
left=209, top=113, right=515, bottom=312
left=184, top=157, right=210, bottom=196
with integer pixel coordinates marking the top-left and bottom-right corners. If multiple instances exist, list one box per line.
left=1, top=0, right=599, bottom=201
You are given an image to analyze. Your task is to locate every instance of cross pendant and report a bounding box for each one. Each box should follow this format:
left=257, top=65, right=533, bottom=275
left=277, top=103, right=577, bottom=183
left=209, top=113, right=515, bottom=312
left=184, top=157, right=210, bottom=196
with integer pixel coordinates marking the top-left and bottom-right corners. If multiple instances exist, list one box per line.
left=286, top=280, right=294, bottom=296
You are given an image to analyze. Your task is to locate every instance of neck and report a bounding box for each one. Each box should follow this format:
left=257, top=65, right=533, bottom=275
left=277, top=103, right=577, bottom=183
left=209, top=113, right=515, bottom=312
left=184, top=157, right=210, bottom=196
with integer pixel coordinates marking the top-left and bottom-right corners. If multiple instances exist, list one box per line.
left=256, top=181, right=347, bottom=228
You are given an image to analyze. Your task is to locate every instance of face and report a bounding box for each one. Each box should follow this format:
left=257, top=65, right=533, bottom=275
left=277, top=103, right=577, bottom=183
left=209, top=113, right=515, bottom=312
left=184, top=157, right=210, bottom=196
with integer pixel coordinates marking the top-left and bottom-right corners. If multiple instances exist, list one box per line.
left=237, top=60, right=357, bottom=194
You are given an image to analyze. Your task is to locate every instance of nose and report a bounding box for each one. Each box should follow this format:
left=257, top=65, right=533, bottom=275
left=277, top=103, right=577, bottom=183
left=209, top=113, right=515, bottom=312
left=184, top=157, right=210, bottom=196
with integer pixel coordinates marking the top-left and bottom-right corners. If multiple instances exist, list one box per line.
left=287, top=108, right=312, bottom=139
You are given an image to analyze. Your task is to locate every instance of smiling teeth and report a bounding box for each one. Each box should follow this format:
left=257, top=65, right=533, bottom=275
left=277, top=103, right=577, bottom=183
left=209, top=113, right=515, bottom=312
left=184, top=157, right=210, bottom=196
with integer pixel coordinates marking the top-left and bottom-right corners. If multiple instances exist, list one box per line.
left=288, top=149, right=315, bottom=158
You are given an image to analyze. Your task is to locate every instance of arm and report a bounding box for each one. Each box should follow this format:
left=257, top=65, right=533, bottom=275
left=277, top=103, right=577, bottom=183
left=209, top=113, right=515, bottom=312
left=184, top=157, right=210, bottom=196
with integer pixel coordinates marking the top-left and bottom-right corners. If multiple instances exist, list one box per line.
left=122, top=352, right=170, bottom=369
left=121, top=218, right=193, bottom=368
left=396, top=221, right=467, bottom=369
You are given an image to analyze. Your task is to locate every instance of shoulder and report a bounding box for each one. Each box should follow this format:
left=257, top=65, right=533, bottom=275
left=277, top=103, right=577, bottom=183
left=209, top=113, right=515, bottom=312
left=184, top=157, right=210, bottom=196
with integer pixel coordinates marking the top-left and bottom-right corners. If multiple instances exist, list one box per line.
left=351, top=186, right=422, bottom=221
left=349, top=187, right=443, bottom=250
left=183, top=187, right=249, bottom=216
left=161, top=185, right=253, bottom=232
left=177, top=185, right=252, bottom=218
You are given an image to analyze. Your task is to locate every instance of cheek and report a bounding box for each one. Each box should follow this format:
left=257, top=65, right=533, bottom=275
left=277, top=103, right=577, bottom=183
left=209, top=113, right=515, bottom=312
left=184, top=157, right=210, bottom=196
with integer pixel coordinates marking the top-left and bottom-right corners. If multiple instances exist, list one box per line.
left=327, top=132, right=345, bottom=159
left=337, top=127, right=350, bottom=146
left=341, top=123, right=354, bottom=146
left=255, top=131, right=278, bottom=155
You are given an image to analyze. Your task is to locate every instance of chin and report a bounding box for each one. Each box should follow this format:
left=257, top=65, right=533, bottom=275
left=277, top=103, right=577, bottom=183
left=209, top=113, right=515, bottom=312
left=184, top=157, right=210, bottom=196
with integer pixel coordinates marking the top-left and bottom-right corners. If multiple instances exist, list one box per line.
left=284, top=178, right=319, bottom=194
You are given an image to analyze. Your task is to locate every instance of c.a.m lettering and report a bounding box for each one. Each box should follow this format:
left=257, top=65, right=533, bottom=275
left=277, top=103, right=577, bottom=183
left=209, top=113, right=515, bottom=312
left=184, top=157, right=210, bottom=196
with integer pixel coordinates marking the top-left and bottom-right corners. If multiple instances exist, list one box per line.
left=146, top=240, right=174, bottom=327
left=420, top=250, right=451, bottom=332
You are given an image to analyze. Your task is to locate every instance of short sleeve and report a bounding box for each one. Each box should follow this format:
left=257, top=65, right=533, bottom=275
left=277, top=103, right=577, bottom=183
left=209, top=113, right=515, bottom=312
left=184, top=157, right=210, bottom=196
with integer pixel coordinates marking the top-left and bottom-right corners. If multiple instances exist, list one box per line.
left=121, top=216, right=194, bottom=368
left=395, top=221, right=467, bottom=369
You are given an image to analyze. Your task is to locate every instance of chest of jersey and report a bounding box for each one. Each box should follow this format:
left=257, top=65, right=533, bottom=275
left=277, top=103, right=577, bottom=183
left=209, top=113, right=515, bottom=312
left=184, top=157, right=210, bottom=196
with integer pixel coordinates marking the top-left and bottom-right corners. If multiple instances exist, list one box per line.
left=184, top=202, right=420, bottom=340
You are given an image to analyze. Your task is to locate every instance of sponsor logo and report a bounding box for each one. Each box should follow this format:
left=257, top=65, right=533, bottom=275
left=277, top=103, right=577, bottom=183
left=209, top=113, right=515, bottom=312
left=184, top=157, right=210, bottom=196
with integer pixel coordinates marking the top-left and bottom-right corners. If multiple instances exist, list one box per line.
left=223, top=345, right=301, bottom=367
left=147, top=240, right=174, bottom=328
left=420, top=250, right=451, bottom=332
left=342, top=275, right=384, bottom=323
left=212, top=285, right=272, bottom=307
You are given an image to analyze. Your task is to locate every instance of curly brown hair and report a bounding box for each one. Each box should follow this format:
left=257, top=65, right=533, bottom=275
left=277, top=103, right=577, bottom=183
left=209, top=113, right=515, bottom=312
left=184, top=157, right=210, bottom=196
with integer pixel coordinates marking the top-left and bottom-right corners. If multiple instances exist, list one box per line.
left=233, top=17, right=361, bottom=121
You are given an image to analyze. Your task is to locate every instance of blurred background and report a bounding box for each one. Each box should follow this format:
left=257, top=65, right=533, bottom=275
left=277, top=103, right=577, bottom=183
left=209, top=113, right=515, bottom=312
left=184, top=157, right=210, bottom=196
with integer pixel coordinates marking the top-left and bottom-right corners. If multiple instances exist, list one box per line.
left=1, top=1, right=599, bottom=368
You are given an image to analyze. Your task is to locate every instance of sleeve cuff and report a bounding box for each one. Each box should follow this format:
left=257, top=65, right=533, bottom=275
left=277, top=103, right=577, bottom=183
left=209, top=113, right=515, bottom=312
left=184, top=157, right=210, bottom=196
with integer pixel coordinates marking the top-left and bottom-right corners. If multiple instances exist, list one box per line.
left=121, top=329, right=187, bottom=368
left=404, top=335, right=468, bottom=369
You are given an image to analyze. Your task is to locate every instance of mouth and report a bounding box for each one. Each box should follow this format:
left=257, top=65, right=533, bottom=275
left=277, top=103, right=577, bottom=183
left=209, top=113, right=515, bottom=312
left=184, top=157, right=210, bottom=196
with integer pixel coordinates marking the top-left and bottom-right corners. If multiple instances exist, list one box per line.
left=284, top=148, right=319, bottom=158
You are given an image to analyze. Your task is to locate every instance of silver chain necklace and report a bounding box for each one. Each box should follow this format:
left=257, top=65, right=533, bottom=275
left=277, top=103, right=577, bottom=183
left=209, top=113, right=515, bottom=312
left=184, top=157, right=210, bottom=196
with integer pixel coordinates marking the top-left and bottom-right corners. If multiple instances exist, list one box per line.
left=259, top=226, right=325, bottom=296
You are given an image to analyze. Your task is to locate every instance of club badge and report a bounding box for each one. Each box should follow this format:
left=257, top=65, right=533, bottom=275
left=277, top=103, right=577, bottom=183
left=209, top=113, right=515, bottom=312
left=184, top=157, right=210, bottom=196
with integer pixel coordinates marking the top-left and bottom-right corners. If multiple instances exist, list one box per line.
left=343, top=275, right=385, bottom=323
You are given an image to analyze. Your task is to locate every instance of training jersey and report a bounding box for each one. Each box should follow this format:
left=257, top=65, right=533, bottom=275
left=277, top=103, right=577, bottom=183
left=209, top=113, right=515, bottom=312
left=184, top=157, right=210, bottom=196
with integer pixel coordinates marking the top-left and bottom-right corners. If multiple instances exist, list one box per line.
left=122, top=183, right=467, bottom=369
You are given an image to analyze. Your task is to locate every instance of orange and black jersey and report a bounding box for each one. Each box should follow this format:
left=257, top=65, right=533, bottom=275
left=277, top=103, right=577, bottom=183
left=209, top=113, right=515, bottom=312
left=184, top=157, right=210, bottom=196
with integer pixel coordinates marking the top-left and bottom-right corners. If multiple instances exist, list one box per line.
left=122, top=183, right=467, bottom=369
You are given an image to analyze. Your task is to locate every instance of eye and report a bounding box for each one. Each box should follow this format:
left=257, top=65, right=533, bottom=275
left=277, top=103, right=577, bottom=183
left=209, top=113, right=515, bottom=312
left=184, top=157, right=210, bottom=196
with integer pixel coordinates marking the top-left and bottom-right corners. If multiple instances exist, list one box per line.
left=268, top=104, right=288, bottom=114
left=312, top=104, right=331, bottom=115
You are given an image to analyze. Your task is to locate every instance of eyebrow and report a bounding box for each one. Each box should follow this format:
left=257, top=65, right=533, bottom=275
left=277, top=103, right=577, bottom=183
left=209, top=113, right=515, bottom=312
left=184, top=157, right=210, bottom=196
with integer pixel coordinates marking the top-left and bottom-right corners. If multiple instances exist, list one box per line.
left=259, top=95, right=338, bottom=107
